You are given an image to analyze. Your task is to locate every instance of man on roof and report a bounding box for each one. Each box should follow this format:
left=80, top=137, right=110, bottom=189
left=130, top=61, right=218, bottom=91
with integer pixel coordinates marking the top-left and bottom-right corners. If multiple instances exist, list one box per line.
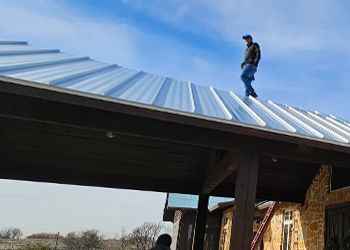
left=240, top=34, right=261, bottom=98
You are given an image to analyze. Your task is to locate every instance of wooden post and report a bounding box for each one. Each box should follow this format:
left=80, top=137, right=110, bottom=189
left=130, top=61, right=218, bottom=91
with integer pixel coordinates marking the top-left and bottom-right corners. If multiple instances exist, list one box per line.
left=192, top=194, right=209, bottom=250
left=230, top=150, right=259, bottom=250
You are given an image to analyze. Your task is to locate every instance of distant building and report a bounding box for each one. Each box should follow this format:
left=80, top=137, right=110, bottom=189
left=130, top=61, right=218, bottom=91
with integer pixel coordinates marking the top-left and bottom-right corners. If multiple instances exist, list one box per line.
left=26, top=233, right=62, bottom=239
left=164, top=165, right=350, bottom=249
left=163, top=194, right=231, bottom=250
left=163, top=194, right=269, bottom=250
left=262, top=166, right=350, bottom=250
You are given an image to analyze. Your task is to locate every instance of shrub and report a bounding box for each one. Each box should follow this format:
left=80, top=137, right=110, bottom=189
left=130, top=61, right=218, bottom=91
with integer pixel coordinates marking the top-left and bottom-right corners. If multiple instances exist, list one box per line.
left=18, top=241, right=52, bottom=250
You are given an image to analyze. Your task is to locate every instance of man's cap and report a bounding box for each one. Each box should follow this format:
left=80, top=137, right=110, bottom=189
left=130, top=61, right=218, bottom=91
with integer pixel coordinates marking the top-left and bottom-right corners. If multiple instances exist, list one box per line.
left=242, top=34, right=252, bottom=40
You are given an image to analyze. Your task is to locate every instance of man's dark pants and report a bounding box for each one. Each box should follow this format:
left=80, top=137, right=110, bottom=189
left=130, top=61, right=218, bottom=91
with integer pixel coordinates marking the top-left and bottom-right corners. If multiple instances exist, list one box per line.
left=241, top=64, right=257, bottom=96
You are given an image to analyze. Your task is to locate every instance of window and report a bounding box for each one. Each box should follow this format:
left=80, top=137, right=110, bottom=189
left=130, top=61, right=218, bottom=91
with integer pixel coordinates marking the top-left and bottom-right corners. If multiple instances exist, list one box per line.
left=282, top=211, right=293, bottom=250
left=325, top=204, right=350, bottom=248
left=331, top=167, right=350, bottom=191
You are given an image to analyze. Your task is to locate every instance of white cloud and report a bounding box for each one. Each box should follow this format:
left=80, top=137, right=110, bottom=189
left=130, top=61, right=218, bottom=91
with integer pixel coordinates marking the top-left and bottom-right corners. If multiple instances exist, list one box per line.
left=1, top=0, right=349, bottom=112
left=0, top=0, right=138, bottom=66
left=126, top=0, right=350, bottom=56
left=0, top=0, right=238, bottom=87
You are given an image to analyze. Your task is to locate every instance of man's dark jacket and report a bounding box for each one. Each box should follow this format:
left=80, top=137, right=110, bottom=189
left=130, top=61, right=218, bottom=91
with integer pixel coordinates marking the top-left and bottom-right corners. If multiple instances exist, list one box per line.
left=243, top=42, right=261, bottom=67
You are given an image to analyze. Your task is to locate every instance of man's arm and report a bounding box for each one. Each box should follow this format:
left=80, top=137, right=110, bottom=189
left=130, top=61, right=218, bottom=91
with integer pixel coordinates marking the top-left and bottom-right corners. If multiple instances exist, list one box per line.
left=253, top=43, right=261, bottom=67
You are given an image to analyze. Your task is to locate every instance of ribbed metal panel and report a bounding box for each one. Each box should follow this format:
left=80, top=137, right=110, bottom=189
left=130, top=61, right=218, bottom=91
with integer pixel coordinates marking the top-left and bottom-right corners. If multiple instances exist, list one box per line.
left=0, top=41, right=28, bottom=45
left=0, top=40, right=349, bottom=145
left=153, top=79, right=194, bottom=112
left=117, top=73, right=166, bottom=104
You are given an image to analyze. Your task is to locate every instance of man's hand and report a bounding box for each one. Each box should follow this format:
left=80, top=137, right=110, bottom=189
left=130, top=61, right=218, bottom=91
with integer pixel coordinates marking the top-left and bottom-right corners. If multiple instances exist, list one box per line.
left=240, top=62, right=245, bottom=69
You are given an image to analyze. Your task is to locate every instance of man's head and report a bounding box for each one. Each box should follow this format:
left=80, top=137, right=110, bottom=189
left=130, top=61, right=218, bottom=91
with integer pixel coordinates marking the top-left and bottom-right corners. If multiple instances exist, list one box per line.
left=156, top=234, right=172, bottom=247
left=242, top=34, right=253, bottom=45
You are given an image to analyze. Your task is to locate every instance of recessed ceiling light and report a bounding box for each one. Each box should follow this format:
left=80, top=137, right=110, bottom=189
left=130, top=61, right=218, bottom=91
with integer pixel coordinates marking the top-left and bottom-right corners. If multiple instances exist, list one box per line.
left=105, top=131, right=117, bottom=139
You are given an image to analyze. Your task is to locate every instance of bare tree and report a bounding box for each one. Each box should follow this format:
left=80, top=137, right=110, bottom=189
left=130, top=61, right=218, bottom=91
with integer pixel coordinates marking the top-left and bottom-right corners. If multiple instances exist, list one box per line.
left=81, top=229, right=104, bottom=249
left=116, top=226, right=129, bottom=250
left=64, top=232, right=81, bottom=250
left=126, top=222, right=163, bottom=250
left=0, top=227, right=23, bottom=240
left=64, top=229, right=104, bottom=250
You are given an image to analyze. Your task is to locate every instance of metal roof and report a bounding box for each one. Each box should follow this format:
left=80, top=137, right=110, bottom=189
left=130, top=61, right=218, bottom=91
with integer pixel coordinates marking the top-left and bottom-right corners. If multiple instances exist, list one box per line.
left=1, top=40, right=350, bottom=146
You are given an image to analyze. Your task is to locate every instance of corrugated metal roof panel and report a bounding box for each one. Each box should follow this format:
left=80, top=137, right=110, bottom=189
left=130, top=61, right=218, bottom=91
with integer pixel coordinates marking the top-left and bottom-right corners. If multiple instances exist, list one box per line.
left=65, top=67, right=136, bottom=94
left=214, top=88, right=260, bottom=125
left=320, top=113, right=350, bottom=133
left=0, top=55, right=89, bottom=73
left=329, top=115, right=350, bottom=127
left=0, top=40, right=349, bottom=146
left=248, top=97, right=296, bottom=133
left=241, top=96, right=290, bottom=132
left=0, top=44, right=59, bottom=56
left=153, top=79, right=194, bottom=113
left=0, top=53, right=73, bottom=65
left=191, top=84, right=231, bottom=119
left=267, top=101, right=325, bottom=138
left=117, top=73, right=166, bottom=104
left=5, top=59, right=109, bottom=83
left=0, top=41, right=28, bottom=45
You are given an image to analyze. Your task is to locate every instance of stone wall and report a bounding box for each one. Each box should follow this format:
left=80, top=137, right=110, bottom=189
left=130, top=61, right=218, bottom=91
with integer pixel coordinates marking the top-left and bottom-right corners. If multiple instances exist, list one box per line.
left=218, top=209, right=233, bottom=250
left=263, top=165, right=350, bottom=250
left=218, top=207, right=264, bottom=250
left=263, top=203, right=304, bottom=250
left=215, top=165, right=350, bottom=250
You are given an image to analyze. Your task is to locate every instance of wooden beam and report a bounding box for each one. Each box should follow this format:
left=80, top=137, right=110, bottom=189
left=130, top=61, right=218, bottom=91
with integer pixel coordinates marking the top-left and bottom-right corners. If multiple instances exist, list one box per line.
left=192, top=194, right=209, bottom=250
left=0, top=160, right=202, bottom=195
left=202, top=151, right=239, bottom=194
left=1, top=85, right=350, bottom=167
left=230, top=151, right=259, bottom=250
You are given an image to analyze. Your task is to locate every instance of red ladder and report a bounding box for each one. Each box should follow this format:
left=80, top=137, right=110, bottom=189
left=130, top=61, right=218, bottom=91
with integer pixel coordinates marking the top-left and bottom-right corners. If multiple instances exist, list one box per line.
left=251, top=201, right=278, bottom=250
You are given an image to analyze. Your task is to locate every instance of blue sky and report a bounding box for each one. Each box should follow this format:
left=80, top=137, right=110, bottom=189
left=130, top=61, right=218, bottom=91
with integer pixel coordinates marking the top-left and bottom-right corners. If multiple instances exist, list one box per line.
left=0, top=0, right=350, bottom=237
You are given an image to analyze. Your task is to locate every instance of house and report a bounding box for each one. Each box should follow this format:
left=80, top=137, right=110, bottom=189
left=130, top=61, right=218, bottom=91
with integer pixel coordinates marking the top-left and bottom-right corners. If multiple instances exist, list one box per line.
left=2, top=40, right=350, bottom=249
left=165, top=165, right=350, bottom=249
left=163, top=194, right=232, bottom=250
left=163, top=194, right=271, bottom=250
left=164, top=164, right=350, bottom=249
left=217, top=201, right=273, bottom=250
left=262, top=165, right=350, bottom=250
